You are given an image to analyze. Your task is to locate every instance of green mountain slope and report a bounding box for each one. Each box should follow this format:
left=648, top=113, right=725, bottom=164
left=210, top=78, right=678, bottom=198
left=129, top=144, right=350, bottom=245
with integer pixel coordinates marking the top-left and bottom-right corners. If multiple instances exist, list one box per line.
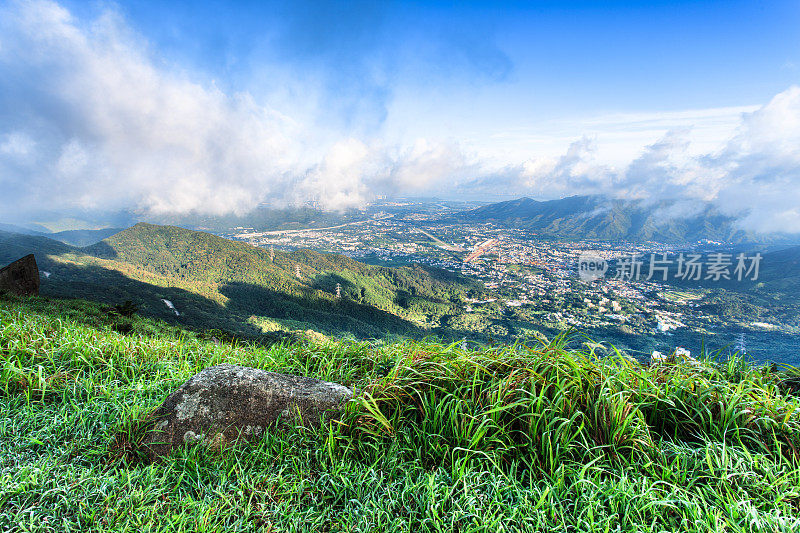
left=743, top=245, right=800, bottom=301
left=1, top=223, right=485, bottom=340
left=0, top=230, right=73, bottom=260
left=454, top=195, right=795, bottom=243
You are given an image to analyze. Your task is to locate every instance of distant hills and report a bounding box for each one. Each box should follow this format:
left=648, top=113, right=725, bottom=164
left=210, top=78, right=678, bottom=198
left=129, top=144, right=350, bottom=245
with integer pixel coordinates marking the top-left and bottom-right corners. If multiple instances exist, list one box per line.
left=48, top=227, right=126, bottom=247
left=148, top=206, right=363, bottom=233
left=0, top=223, right=50, bottom=236
left=452, top=195, right=797, bottom=244
left=0, top=223, right=124, bottom=246
left=2, top=220, right=798, bottom=350
left=0, top=224, right=485, bottom=340
left=756, top=244, right=800, bottom=293
left=0, top=204, right=364, bottom=244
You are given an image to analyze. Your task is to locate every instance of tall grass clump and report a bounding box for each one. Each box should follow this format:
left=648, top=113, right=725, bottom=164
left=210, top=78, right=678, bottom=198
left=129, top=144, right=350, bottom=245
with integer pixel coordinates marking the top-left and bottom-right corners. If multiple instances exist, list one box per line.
left=343, top=335, right=800, bottom=474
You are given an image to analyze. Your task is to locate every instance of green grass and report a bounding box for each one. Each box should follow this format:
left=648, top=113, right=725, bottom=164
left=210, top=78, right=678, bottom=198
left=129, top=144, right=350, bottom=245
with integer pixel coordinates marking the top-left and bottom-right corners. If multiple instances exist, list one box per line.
left=2, top=294, right=800, bottom=532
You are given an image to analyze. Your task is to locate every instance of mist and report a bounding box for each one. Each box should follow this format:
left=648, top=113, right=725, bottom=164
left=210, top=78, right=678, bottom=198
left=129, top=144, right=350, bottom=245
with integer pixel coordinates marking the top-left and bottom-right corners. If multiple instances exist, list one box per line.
left=1, top=0, right=799, bottom=235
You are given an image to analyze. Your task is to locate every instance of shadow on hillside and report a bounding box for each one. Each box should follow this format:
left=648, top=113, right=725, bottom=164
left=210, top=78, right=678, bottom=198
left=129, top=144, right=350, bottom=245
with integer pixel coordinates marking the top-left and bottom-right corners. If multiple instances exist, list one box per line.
left=310, top=273, right=360, bottom=299
left=218, top=281, right=425, bottom=338
left=82, top=240, right=119, bottom=259
left=0, top=234, right=74, bottom=266
left=30, top=261, right=263, bottom=337
left=216, top=280, right=513, bottom=344
left=1, top=246, right=516, bottom=344
left=24, top=259, right=462, bottom=342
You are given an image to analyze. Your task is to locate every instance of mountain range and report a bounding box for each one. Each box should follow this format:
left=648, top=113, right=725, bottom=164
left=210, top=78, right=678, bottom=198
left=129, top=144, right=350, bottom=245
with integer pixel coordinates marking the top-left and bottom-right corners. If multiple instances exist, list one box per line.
left=451, top=195, right=798, bottom=244
left=0, top=223, right=124, bottom=247
left=1, top=219, right=798, bottom=352
left=8, top=194, right=799, bottom=246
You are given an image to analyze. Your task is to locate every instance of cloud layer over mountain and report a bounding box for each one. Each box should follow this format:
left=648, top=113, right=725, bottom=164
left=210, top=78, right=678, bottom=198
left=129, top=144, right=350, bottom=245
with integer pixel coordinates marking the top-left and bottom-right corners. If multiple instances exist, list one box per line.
left=1, top=0, right=799, bottom=234
left=0, top=0, right=471, bottom=217
left=511, top=87, right=800, bottom=233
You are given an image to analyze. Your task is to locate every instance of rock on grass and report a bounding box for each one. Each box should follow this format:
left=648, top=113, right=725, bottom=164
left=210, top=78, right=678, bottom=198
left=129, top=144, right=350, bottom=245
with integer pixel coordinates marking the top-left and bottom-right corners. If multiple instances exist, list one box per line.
left=139, top=364, right=353, bottom=460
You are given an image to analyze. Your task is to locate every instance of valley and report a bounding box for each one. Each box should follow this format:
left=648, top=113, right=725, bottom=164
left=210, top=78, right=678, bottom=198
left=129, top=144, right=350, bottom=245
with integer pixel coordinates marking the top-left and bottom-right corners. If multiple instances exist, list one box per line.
left=223, top=198, right=800, bottom=364
left=2, top=196, right=799, bottom=365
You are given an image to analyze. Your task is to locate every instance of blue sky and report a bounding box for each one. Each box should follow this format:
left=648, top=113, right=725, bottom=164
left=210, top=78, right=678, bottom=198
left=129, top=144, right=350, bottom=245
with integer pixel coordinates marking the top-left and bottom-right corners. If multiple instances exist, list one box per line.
left=1, top=0, right=799, bottom=231
left=81, top=1, right=800, bottom=110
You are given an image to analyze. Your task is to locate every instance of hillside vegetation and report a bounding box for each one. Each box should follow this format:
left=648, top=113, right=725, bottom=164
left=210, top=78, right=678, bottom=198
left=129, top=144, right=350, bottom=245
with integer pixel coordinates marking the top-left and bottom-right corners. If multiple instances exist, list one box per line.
left=3, top=224, right=798, bottom=361
left=3, top=295, right=800, bottom=531
left=0, top=223, right=486, bottom=340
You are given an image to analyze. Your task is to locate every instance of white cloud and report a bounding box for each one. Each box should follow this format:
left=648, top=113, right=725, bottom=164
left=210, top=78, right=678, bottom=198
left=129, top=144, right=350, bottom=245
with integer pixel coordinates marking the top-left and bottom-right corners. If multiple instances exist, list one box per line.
left=1, top=1, right=799, bottom=235
left=293, top=139, right=376, bottom=210
left=0, top=133, right=36, bottom=157
left=508, top=87, right=800, bottom=234
left=292, top=138, right=477, bottom=211
left=0, top=0, right=470, bottom=217
left=0, top=0, right=303, bottom=216
left=518, top=137, right=610, bottom=197
left=702, top=87, right=800, bottom=232
left=459, top=104, right=757, bottom=170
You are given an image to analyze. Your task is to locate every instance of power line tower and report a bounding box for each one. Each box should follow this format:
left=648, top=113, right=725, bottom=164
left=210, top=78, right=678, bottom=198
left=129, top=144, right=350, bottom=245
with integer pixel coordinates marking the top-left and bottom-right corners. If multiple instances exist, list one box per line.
left=335, top=283, right=341, bottom=299
left=270, top=246, right=274, bottom=262
left=735, top=333, right=746, bottom=354
left=295, top=265, right=301, bottom=279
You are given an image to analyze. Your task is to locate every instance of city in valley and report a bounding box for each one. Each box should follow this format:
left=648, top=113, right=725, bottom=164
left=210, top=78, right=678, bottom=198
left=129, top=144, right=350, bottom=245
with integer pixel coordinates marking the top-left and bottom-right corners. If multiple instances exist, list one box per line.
left=221, top=200, right=798, bottom=364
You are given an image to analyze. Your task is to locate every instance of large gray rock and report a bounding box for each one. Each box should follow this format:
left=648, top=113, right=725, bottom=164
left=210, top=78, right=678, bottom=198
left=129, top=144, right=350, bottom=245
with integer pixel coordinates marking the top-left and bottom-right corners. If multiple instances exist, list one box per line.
left=140, top=364, right=353, bottom=459
left=0, top=254, right=39, bottom=297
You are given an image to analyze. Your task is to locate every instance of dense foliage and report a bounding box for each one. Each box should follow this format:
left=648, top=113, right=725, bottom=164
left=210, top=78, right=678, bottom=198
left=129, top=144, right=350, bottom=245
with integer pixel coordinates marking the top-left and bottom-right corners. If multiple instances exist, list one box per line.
left=0, top=224, right=485, bottom=341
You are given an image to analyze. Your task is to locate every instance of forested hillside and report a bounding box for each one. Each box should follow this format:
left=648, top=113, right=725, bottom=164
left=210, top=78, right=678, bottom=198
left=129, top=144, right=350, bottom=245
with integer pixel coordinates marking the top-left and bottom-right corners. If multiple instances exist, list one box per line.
left=0, top=224, right=486, bottom=340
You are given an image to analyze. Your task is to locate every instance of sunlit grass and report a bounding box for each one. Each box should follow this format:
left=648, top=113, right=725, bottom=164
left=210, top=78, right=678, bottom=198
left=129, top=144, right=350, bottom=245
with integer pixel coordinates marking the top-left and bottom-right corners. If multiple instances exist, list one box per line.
left=2, top=294, right=800, bottom=532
